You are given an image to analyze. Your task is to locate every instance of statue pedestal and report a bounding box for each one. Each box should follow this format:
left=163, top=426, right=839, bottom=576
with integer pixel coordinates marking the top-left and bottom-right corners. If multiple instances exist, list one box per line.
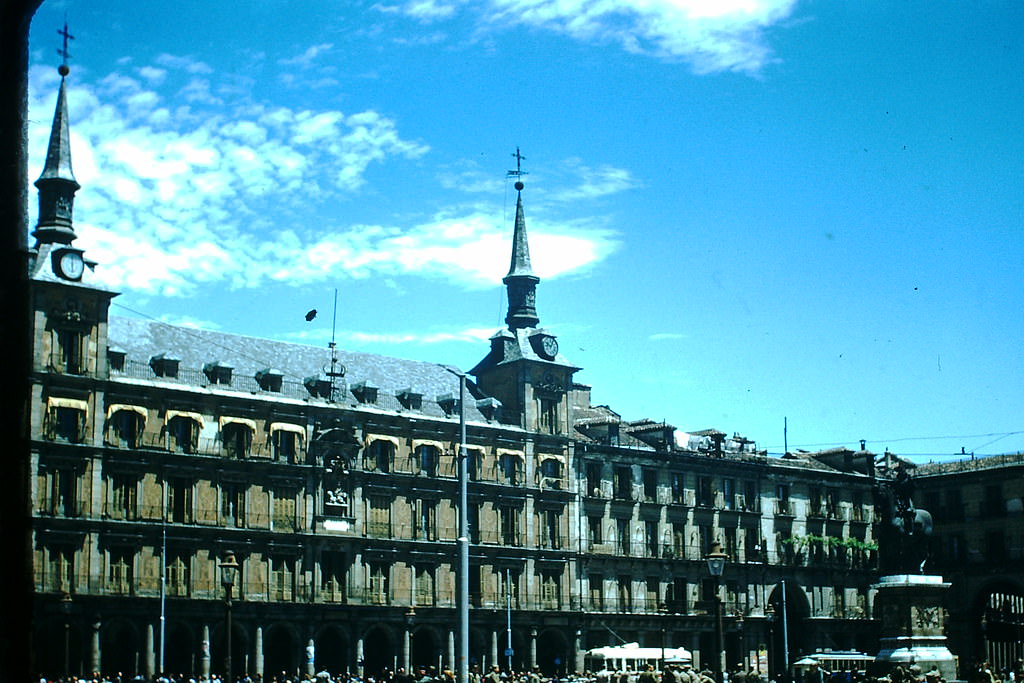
left=873, top=575, right=957, bottom=681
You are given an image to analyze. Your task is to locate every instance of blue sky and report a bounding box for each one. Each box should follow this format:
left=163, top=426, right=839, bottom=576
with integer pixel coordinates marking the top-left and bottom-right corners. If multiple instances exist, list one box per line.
left=27, top=0, right=1024, bottom=461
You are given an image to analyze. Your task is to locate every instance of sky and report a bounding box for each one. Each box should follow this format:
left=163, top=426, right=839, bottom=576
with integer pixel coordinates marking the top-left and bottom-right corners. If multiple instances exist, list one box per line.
left=25, top=0, right=1024, bottom=462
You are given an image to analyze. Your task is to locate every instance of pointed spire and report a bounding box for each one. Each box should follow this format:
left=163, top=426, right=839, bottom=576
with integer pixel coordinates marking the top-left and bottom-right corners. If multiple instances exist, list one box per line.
left=33, top=22, right=80, bottom=246
left=502, top=173, right=540, bottom=330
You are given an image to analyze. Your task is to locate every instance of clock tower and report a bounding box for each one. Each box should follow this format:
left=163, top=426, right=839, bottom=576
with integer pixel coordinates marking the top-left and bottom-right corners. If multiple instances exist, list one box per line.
left=471, top=166, right=579, bottom=433
left=28, top=36, right=118, bottom=381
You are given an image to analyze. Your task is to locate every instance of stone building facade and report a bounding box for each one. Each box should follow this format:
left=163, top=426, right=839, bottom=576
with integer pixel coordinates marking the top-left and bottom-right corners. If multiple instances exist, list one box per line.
left=912, top=454, right=1024, bottom=672
left=32, top=60, right=1014, bottom=682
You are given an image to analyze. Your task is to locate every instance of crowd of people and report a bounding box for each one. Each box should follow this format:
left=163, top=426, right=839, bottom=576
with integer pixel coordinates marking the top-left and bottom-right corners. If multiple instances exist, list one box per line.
left=34, top=658, right=1024, bottom=683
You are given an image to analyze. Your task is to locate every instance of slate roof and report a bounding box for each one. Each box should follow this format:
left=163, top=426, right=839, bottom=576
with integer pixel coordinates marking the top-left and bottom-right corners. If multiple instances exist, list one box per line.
left=107, top=315, right=495, bottom=423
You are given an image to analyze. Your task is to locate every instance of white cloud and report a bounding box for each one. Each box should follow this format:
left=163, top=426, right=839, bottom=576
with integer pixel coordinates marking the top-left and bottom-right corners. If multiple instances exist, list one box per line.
left=27, top=58, right=619, bottom=298
left=279, top=43, right=335, bottom=68
left=381, top=0, right=798, bottom=73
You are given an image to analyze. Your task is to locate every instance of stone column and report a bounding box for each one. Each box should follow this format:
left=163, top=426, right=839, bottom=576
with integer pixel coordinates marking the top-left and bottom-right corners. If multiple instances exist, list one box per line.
left=530, top=628, right=537, bottom=670
left=200, top=625, right=211, bottom=679
left=145, top=624, right=155, bottom=679
left=448, top=630, right=456, bottom=672
left=356, top=635, right=364, bottom=677
left=90, top=618, right=101, bottom=675
left=574, top=630, right=584, bottom=675
left=255, top=626, right=264, bottom=679
left=491, top=630, right=499, bottom=671
left=404, top=626, right=412, bottom=672
left=306, top=638, right=316, bottom=677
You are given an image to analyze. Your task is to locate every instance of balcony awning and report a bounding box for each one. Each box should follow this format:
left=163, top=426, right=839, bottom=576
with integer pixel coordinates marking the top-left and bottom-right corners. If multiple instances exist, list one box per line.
left=164, top=410, right=205, bottom=430
left=365, top=433, right=401, bottom=448
left=219, top=416, right=257, bottom=432
left=270, top=422, right=305, bottom=438
left=106, top=404, right=148, bottom=422
left=411, top=439, right=446, bottom=452
left=47, top=397, right=88, bottom=415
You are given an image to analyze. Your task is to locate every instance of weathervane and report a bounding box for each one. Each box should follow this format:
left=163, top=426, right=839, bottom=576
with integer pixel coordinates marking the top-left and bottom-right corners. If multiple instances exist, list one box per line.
left=507, top=147, right=527, bottom=190
left=57, top=18, right=74, bottom=77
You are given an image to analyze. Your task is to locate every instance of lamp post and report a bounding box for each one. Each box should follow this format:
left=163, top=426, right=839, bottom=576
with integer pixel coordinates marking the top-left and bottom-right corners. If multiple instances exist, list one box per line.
left=441, top=365, right=470, bottom=683
left=706, top=542, right=728, bottom=683
left=220, top=550, right=240, bottom=683
left=61, top=591, right=73, bottom=678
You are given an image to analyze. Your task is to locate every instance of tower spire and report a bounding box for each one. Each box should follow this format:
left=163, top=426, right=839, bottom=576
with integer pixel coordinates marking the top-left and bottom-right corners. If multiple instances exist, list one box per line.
left=503, top=148, right=540, bottom=330
left=33, top=19, right=80, bottom=247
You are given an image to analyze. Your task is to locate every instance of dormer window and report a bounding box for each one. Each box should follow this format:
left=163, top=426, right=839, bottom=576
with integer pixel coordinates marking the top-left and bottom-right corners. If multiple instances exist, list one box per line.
left=396, top=389, right=423, bottom=410
left=107, top=347, right=126, bottom=372
left=304, top=375, right=333, bottom=399
left=204, top=361, right=233, bottom=385
left=476, top=397, right=501, bottom=421
left=437, top=393, right=458, bottom=416
left=150, top=354, right=180, bottom=378
left=352, top=381, right=378, bottom=404
left=256, top=368, right=283, bottom=392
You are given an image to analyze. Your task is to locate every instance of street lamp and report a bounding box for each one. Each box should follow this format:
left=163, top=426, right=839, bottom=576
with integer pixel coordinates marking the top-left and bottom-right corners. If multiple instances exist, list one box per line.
left=706, top=542, right=728, bottom=683
left=61, top=591, right=73, bottom=678
left=220, top=550, right=240, bottom=683
left=440, top=364, right=470, bottom=683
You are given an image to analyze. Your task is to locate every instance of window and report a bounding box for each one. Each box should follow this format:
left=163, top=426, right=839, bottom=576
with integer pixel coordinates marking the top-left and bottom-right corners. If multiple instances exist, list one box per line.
left=46, top=467, right=78, bottom=517
left=588, top=516, right=603, bottom=547
left=722, top=478, right=736, bottom=510
left=368, top=563, right=390, bottom=605
left=497, top=569, right=519, bottom=609
left=498, top=453, right=523, bottom=485
left=108, top=474, right=137, bottom=520
left=413, top=499, right=437, bottom=541
left=645, top=576, right=659, bottom=611
left=617, top=576, right=632, bottom=612
left=368, top=496, right=392, bottom=537
left=697, top=477, right=714, bottom=508
left=617, top=518, right=631, bottom=556
left=643, top=468, right=657, bottom=502
left=833, top=586, right=846, bottom=617
left=46, top=399, right=88, bottom=443
left=321, top=551, right=347, bottom=603
left=809, top=487, right=823, bottom=517
left=270, top=556, right=295, bottom=601
left=743, top=480, right=758, bottom=512
left=55, top=328, right=85, bottom=374
left=166, top=552, right=189, bottom=597
left=724, top=527, right=737, bottom=559
left=108, top=407, right=144, bottom=448
left=670, top=472, right=686, bottom=504
left=539, top=397, right=559, bottom=434
left=614, top=466, right=632, bottom=500
left=415, top=566, right=435, bottom=606
left=498, top=505, right=521, bottom=546
left=672, top=523, right=686, bottom=558
left=540, top=572, right=560, bottom=609
left=415, top=444, right=439, bottom=477
left=539, top=457, right=563, bottom=489
left=539, top=509, right=561, bottom=549
left=586, top=461, right=602, bottom=497
left=365, top=439, right=394, bottom=473
left=588, top=574, right=604, bottom=610
left=668, top=577, right=688, bottom=614
left=698, top=525, right=713, bottom=557
left=107, top=549, right=133, bottom=595
left=467, top=449, right=482, bottom=481
left=273, top=490, right=297, bottom=530
left=220, top=483, right=244, bottom=527
left=167, top=415, right=199, bottom=454
left=645, top=520, right=659, bottom=557
left=47, top=546, right=75, bottom=593
left=776, top=484, right=792, bottom=516
left=468, top=503, right=480, bottom=544
left=272, top=428, right=301, bottom=462
left=222, top=421, right=252, bottom=458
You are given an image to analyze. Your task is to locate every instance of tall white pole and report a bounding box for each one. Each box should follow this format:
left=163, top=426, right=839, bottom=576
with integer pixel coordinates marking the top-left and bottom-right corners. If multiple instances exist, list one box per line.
left=458, top=372, right=469, bottom=683
left=159, top=488, right=167, bottom=675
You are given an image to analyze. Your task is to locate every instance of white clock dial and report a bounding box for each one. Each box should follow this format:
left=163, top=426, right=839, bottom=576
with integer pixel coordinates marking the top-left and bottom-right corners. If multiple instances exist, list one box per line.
left=58, top=251, right=84, bottom=280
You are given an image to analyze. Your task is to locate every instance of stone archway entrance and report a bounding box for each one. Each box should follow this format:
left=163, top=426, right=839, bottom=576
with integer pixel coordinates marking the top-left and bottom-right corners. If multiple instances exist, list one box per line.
left=536, top=628, right=570, bottom=676
left=767, top=581, right=810, bottom=677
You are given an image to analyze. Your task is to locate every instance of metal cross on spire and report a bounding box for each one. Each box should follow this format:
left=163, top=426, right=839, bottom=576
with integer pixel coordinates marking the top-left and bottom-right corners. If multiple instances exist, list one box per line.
left=57, top=18, right=75, bottom=75
left=507, top=147, right=528, bottom=180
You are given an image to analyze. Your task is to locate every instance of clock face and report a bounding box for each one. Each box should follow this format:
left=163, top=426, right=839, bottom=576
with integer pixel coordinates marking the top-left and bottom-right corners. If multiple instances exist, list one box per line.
left=57, top=250, right=84, bottom=280
left=541, top=336, right=559, bottom=358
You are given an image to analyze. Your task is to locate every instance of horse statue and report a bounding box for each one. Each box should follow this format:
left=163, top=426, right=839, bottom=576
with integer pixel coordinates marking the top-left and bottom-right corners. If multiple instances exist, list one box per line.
left=878, top=462, right=933, bottom=574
